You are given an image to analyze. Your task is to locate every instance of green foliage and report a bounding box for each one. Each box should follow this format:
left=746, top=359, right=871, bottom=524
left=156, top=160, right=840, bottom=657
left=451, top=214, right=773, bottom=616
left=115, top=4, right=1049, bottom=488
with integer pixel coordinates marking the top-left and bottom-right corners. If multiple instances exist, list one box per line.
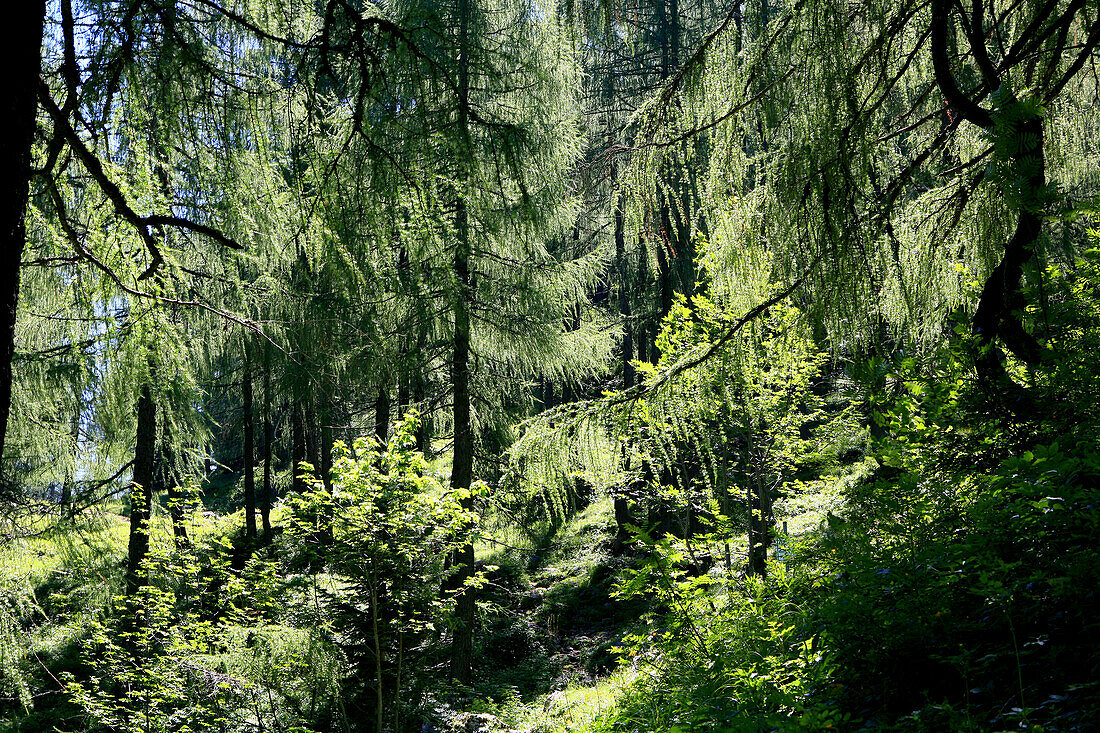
left=62, top=550, right=235, bottom=733
left=605, top=532, right=844, bottom=733
left=799, top=318, right=1100, bottom=728
left=285, top=413, right=473, bottom=728
left=0, top=580, right=38, bottom=712
left=57, top=517, right=344, bottom=733
left=9, top=1, right=1100, bottom=731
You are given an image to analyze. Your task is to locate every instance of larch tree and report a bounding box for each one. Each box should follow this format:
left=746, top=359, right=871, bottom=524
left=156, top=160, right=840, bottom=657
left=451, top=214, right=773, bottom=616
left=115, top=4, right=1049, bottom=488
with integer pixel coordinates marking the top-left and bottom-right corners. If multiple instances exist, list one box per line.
left=0, top=2, right=47, bottom=478
left=305, top=0, right=614, bottom=682
left=629, top=0, right=1100, bottom=387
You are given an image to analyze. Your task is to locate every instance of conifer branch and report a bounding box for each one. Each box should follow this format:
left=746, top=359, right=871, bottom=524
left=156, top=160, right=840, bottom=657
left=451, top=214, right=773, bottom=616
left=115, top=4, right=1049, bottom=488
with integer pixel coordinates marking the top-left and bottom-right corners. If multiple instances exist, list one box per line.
left=44, top=177, right=277, bottom=350
left=605, top=255, right=823, bottom=408
left=931, top=0, right=994, bottom=128
left=38, top=79, right=242, bottom=283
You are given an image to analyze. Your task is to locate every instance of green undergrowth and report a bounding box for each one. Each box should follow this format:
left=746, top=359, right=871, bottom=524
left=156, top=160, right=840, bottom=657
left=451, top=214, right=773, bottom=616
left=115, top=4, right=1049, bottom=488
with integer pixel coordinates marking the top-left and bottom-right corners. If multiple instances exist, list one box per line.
left=0, top=500, right=346, bottom=732
left=474, top=494, right=649, bottom=711
left=517, top=342, right=1100, bottom=732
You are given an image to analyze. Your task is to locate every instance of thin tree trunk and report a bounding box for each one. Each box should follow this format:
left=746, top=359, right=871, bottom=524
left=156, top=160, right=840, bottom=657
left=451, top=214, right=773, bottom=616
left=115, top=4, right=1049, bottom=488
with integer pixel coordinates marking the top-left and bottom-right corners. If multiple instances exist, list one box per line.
left=375, top=383, right=390, bottom=445
left=262, top=344, right=273, bottom=541
left=612, top=491, right=633, bottom=555
left=0, top=1, right=46, bottom=472
left=242, top=342, right=257, bottom=544
left=615, top=182, right=634, bottom=388
left=370, top=580, right=385, bottom=733
left=413, top=376, right=428, bottom=453
left=747, top=444, right=771, bottom=578
left=747, top=477, right=766, bottom=578
left=652, top=0, right=681, bottom=363
left=318, top=397, right=334, bottom=549
left=61, top=398, right=80, bottom=518
left=450, top=0, right=477, bottom=685
left=397, top=372, right=409, bottom=418
left=126, top=381, right=157, bottom=596
left=319, top=397, right=332, bottom=492
left=291, top=400, right=306, bottom=494
left=161, top=421, right=190, bottom=552
left=61, top=268, right=85, bottom=518
left=308, top=396, right=322, bottom=480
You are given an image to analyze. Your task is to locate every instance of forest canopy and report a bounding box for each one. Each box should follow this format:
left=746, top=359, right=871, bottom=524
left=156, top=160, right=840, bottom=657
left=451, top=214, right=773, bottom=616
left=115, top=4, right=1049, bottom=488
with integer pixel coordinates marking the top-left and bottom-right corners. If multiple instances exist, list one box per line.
left=0, top=0, right=1098, bottom=731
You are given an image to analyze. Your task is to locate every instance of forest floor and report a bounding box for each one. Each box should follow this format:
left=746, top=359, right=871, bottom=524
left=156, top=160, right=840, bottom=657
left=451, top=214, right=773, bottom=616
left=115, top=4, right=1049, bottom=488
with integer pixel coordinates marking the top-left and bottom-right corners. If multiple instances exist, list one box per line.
left=0, top=485, right=772, bottom=733
left=7, top=437, right=1093, bottom=733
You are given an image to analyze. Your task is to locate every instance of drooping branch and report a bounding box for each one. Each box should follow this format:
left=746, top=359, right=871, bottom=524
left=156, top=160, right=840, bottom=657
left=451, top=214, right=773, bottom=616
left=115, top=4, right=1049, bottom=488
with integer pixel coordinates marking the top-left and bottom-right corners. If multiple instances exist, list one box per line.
left=44, top=177, right=277, bottom=349
left=38, top=80, right=241, bottom=282
left=1043, top=9, right=1100, bottom=102
left=591, top=254, right=824, bottom=410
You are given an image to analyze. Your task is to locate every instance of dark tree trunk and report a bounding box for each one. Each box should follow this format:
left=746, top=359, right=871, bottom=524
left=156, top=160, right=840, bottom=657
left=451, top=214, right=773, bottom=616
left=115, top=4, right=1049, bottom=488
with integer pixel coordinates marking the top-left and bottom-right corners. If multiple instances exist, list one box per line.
left=746, top=477, right=768, bottom=578
left=307, top=397, right=322, bottom=479
left=929, top=0, right=1048, bottom=396
left=126, top=382, right=157, bottom=596
left=60, top=269, right=85, bottom=518
left=449, top=0, right=476, bottom=684
left=262, top=344, right=273, bottom=541
left=636, top=327, right=648, bottom=369
left=397, top=372, right=409, bottom=417
left=450, top=197, right=476, bottom=683
left=291, top=400, right=306, bottom=494
left=375, top=383, right=390, bottom=445
left=615, top=186, right=634, bottom=388
left=60, top=399, right=79, bottom=517
left=242, top=343, right=257, bottom=543
left=319, top=397, right=333, bottom=493
left=160, top=421, right=190, bottom=552
left=413, top=376, right=428, bottom=453
left=0, top=1, right=46, bottom=473
left=746, top=445, right=774, bottom=578
left=612, top=494, right=634, bottom=555
left=318, top=397, right=334, bottom=549
left=972, top=114, right=1045, bottom=384
left=651, top=0, right=685, bottom=364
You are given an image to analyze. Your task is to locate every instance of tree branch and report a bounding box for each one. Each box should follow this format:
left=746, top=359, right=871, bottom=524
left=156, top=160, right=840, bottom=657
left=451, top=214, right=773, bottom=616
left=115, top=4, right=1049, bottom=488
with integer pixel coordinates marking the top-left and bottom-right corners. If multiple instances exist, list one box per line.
left=931, top=0, right=994, bottom=128
left=38, top=79, right=241, bottom=282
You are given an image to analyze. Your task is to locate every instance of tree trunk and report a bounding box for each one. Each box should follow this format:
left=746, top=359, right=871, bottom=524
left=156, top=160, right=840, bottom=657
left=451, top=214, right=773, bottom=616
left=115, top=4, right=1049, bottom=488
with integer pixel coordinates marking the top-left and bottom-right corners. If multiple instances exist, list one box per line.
left=615, top=183, right=634, bottom=388
left=291, top=400, right=306, bottom=494
left=397, top=371, right=409, bottom=418
left=449, top=203, right=477, bottom=683
left=928, top=0, right=1046, bottom=395
left=375, top=383, right=390, bottom=445
left=449, top=0, right=476, bottom=685
left=746, top=476, right=767, bottom=578
left=318, top=397, right=334, bottom=549
left=307, top=397, right=322, bottom=480
left=0, top=1, right=46, bottom=472
left=60, top=398, right=80, bottom=517
left=651, top=0, right=684, bottom=363
left=242, top=342, right=257, bottom=544
left=161, top=421, right=190, bottom=552
left=319, top=398, right=332, bottom=493
left=972, top=113, right=1045, bottom=386
left=413, top=375, right=428, bottom=453
left=262, top=344, right=273, bottom=541
left=612, top=494, right=633, bottom=555
left=747, top=444, right=773, bottom=578
left=126, top=381, right=157, bottom=596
